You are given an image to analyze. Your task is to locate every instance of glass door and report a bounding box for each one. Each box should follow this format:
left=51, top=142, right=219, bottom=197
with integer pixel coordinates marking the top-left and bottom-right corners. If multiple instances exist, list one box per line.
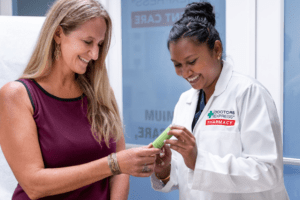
left=283, top=0, right=300, bottom=199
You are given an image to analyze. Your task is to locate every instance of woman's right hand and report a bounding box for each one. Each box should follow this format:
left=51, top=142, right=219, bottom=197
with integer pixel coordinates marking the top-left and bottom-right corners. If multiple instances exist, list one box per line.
left=153, top=144, right=172, bottom=175
left=117, top=146, right=161, bottom=177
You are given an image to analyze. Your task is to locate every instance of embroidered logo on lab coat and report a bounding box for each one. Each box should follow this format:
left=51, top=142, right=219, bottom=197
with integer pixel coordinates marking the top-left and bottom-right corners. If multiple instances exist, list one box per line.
left=206, top=110, right=235, bottom=126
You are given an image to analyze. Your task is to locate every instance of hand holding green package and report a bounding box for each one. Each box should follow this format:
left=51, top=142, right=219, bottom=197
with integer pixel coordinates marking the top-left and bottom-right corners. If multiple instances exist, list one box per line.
left=152, top=126, right=172, bottom=149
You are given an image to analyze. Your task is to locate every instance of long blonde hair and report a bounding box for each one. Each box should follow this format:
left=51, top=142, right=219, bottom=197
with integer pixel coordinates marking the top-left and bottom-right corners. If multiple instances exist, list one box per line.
left=21, top=0, right=122, bottom=147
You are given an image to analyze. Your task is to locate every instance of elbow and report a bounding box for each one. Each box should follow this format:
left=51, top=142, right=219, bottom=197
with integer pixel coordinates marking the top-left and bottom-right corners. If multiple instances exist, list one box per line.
left=23, top=185, right=43, bottom=200
left=28, top=194, right=39, bottom=200
left=267, top=161, right=283, bottom=184
left=26, top=189, right=49, bottom=200
left=23, top=187, right=41, bottom=200
left=271, top=165, right=284, bottom=188
left=22, top=178, right=50, bottom=200
left=254, top=164, right=283, bottom=191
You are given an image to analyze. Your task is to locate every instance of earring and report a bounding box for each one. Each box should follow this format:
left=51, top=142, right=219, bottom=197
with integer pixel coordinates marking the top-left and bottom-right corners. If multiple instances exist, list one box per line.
left=217, top=53, right=221, bottom=60
left=54, top=43, right=61, bottom=60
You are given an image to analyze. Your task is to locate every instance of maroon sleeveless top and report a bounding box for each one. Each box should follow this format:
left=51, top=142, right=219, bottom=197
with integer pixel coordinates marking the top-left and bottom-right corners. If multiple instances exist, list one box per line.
left=12, top=79, right=116, bottom=200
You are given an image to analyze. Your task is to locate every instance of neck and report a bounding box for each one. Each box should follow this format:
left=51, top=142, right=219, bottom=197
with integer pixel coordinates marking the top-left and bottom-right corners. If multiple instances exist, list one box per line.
left=35, top=60, right=82, bottom=98
left=46, top=60, right=77, bottom=89
left=203, top=85, right=215, bottom=104
left=203, top=61, right=223, bottom=103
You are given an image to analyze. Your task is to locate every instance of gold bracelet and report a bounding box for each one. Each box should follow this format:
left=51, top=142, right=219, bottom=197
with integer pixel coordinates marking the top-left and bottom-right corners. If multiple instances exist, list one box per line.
left=155, top=173, right=170, bottom=182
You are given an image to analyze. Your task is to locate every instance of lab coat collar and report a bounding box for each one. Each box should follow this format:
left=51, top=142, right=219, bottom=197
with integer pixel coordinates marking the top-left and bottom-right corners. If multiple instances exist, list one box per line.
left=186, top=60, right=233, bottom=104
left=186, top=89, right=199, bottom=104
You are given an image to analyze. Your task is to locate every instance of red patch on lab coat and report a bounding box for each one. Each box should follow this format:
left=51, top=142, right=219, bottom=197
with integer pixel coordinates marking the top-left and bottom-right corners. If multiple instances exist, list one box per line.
left=206, top=119, right=235, bottom=126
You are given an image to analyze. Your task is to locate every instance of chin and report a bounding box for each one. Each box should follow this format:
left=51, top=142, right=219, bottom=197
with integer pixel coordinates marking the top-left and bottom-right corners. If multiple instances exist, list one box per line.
left=75, top=66, right=88, bottom=75
left=78, top=70, right=87, bottom=75
left=190, top=84, right=203, bottom=90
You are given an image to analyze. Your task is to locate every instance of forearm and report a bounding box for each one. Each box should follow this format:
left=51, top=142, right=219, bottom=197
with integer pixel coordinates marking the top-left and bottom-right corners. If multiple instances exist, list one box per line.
left=108, top=135, right=129, bottom=200
left=109, top=174, right=130, bottom=200
left=151, top=161, right=179, bottom=193
left=25, top=157, right=112, bottom=199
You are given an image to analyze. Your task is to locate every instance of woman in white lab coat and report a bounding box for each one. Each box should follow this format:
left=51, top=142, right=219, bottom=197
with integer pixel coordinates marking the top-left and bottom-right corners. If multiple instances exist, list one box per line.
left=150, top=2, right=290, bottom=199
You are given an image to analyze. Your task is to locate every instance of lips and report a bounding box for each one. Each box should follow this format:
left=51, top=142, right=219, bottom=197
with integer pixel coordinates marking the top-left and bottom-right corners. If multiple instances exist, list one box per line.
left=78, top=56, right=89, bottom=63
left=187, top=74, right=200, bottom=83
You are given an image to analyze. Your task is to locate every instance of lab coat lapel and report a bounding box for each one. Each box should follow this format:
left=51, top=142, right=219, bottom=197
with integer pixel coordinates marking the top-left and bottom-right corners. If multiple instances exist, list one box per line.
left=185, top=89, right=200, bottom=133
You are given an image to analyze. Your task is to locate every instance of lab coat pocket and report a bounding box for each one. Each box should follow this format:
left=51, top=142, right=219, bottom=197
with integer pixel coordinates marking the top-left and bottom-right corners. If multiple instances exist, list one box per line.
left=198, top=131, right=241, bottom=157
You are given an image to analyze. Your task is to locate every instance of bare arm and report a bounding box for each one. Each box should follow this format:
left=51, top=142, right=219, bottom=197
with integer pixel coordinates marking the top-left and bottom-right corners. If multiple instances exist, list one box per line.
left=0, top=82, right=114, bottom=199
left=109, top=136, right=130, bottom=200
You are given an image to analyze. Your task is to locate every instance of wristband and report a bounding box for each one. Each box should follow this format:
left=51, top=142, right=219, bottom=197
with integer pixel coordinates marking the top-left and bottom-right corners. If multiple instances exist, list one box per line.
left=152, top=126, right=172, bottom=148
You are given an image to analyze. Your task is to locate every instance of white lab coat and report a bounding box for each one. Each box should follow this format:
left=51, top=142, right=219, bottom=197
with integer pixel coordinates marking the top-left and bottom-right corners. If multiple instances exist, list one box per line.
left=151, top=61, right=289, bottom=200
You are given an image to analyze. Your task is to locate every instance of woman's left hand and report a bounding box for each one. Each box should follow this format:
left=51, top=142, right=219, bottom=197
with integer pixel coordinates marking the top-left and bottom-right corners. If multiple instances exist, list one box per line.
left=165, top=125, right=197, bottom=170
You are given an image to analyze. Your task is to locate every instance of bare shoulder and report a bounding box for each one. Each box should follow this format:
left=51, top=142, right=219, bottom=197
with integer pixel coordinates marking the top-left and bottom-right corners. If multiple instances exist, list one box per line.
left=0, top=81, right=33, bottom=113
left=0, top=81, right=26, bottom=99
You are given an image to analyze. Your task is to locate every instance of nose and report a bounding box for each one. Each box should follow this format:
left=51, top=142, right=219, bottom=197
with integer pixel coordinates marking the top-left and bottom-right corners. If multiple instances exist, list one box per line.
left=89, top=44, right=99, bottom=61
left=180, top=65, right=192, bottom=79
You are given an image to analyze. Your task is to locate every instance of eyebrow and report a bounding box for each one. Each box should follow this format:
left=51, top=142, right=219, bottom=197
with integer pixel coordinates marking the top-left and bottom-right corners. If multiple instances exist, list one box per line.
left=171, top=54, right=197, bottom=62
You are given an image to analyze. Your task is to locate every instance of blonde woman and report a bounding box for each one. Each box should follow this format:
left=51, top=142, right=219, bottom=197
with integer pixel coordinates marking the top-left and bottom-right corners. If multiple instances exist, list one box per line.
left=0, top=0, right=160, bottom=199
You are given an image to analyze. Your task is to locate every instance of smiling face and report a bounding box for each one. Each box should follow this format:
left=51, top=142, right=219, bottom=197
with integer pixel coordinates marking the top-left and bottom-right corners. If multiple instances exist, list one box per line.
left=169, top=38, right=222, bottom=94
left=54, top=17, right=107, bottom=75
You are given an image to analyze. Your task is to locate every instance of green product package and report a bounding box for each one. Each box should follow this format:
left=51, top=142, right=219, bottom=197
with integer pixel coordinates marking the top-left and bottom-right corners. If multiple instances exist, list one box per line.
left=152, top=127, right=172, bottom=149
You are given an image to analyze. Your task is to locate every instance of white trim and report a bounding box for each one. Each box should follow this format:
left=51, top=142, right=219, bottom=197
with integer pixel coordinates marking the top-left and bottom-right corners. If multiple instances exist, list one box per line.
left=0, top=0, right=13, bottom=16
left=256, top=0, right=284, bottom=133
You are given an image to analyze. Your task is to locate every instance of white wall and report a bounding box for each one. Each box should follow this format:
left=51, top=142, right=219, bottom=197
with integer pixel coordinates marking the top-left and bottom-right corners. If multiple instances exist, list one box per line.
left=100, top=0, right=123, bottom=120
left=256, top=0, right=284, bottom=132
left=226, top=0, right=284, bottom=131
left=0, top=0, right=12, bottom=16
left=226, top=0, right=256, bottom=78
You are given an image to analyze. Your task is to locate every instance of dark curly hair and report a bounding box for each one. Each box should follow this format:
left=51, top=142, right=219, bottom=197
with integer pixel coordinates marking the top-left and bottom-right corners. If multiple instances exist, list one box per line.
left=167, top=2, right=223, bottom=55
